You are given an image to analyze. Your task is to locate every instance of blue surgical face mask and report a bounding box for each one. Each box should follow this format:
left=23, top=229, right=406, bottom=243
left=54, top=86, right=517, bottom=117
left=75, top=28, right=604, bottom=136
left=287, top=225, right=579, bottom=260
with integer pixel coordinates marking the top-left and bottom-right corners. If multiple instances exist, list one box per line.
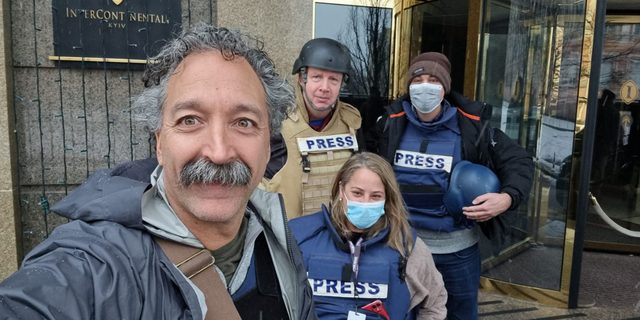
left=409, top=82, right=443, bottom=114
left=343, top=191, right=386, bottom=229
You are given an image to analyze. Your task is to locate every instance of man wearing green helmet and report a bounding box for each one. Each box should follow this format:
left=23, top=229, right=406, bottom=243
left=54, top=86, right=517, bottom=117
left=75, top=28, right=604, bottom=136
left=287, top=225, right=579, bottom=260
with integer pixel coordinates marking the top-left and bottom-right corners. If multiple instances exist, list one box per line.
left=263, top=38, right=362, bottom=219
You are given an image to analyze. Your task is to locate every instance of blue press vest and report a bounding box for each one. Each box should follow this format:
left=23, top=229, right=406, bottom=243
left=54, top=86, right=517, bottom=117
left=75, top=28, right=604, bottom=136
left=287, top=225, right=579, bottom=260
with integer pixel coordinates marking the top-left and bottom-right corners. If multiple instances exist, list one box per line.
left=231, top=255, right=257, bottom=300
left=289, top=207, right=416, bottom=320
left=394, top=101, right=473, bottom=232
left=231, top=233, right=289, bottom=319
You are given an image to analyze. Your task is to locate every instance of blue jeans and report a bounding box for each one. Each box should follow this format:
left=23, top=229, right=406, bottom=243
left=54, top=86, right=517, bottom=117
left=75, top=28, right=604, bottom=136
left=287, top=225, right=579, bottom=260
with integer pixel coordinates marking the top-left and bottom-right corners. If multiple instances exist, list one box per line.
left=432, top=243, right=480, bottom=320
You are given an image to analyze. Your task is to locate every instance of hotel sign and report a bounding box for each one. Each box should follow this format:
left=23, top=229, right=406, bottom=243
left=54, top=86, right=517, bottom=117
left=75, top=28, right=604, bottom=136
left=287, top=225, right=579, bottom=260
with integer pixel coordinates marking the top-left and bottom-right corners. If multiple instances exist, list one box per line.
left=51, top=0, right=181, bottom=68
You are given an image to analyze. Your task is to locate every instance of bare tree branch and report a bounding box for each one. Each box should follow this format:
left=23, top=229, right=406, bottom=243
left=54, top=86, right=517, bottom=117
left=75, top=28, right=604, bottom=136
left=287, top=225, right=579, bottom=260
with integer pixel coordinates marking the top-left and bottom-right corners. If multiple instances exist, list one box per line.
left=336, top=0, right=391, bottom=97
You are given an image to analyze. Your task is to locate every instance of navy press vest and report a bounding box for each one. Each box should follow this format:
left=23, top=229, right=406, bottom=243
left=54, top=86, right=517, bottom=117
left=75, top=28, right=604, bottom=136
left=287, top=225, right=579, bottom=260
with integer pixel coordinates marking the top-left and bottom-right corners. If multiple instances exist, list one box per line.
left=231, top=233, right=289, bottom=319
left=289, top=207, right=416, bottom=320
left=393, top=102, right=472, bottom=232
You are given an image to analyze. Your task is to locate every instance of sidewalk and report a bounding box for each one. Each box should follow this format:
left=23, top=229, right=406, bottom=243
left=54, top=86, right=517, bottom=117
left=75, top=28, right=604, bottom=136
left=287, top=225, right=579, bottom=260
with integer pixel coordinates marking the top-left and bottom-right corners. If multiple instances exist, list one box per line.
left=479, top=292, right=640, bottom=319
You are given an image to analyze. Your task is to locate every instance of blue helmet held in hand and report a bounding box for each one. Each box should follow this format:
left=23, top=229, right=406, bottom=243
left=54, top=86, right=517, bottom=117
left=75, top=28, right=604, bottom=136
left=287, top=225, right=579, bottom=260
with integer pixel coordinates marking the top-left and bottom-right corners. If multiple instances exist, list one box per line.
left=444, top=161, right=500, bottom=220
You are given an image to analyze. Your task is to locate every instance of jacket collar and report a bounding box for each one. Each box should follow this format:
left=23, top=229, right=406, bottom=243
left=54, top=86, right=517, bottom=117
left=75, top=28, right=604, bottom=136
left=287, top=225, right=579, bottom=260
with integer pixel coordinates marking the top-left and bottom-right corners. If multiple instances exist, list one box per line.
left=141, top=165, right=203, bottom=247
left=445, top=90, right=492, bottom=121
left=51, top=158, right=159, bottom=229
left=404, top=98, right=460, bottom=134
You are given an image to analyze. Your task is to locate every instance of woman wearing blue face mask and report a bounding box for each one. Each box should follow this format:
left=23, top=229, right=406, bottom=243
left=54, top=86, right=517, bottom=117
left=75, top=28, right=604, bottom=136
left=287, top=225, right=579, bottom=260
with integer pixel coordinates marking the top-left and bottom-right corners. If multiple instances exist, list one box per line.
left=289, top=152, right=447, bottom=320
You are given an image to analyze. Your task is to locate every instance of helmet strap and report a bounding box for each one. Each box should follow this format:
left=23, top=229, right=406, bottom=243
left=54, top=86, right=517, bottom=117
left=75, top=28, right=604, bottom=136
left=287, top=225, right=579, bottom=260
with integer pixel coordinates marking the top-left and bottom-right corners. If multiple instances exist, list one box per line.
left=301, top=67, right=308, bottom=84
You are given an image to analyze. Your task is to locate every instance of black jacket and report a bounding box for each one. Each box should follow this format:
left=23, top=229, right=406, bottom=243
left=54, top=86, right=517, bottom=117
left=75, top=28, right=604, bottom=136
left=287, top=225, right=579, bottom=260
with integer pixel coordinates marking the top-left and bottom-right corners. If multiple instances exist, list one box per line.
left=365, top=92, right=534, bottom=242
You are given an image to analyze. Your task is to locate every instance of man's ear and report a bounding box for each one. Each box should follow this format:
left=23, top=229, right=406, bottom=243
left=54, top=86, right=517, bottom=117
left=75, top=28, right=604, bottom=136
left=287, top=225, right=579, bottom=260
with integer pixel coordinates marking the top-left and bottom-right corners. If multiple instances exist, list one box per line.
left=298, top=73, right=304, bottom=86
left=155, top=131, right=163, bottom=166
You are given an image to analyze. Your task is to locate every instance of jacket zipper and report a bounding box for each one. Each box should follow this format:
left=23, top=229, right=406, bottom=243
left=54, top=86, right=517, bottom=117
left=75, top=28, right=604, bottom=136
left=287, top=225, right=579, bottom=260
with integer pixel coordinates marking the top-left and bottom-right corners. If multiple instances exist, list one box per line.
left=279, top=193, right=299, bottom=320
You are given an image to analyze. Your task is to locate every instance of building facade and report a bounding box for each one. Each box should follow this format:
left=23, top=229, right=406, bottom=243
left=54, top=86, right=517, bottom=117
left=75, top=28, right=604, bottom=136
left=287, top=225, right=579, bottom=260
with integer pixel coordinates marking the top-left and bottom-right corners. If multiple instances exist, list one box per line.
left=0, top=0, right=638, bottom=309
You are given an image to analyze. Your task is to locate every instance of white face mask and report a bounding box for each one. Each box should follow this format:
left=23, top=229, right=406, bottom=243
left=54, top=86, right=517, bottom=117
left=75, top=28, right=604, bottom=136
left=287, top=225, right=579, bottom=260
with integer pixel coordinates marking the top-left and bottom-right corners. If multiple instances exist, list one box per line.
left=409, top=82, right=443, bottom=114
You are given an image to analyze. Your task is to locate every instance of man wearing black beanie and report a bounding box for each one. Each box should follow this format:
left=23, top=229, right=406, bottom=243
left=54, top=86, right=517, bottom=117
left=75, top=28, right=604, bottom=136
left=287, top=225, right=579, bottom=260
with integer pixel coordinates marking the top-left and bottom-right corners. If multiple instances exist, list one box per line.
left=365, top=52, right=534, bottom=320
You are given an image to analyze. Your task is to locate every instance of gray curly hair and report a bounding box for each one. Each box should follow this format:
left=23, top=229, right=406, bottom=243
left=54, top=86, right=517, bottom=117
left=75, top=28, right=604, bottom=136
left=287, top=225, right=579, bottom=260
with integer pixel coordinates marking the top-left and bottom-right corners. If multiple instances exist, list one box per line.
left=133, top=23, right=294, bottom=136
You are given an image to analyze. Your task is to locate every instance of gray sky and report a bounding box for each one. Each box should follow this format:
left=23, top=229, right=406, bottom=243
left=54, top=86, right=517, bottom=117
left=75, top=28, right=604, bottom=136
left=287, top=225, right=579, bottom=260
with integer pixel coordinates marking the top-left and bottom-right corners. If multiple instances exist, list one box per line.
left=315, top=3, right=352, bottom=39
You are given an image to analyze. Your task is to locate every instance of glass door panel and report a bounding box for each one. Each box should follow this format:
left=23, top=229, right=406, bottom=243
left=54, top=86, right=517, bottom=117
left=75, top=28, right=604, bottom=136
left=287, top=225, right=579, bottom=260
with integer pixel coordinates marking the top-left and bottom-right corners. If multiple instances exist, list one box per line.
left=478, top=0, right=587, bottom=291
left=585, top=17, right=640, bottom=251
left=407, top=0, right=470, bottom=94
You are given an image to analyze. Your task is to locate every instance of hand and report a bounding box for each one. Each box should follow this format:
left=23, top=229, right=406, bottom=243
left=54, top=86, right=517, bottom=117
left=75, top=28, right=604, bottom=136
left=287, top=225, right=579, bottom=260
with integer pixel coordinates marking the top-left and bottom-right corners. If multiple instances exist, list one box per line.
left=463, top=193, right=512, bottom=222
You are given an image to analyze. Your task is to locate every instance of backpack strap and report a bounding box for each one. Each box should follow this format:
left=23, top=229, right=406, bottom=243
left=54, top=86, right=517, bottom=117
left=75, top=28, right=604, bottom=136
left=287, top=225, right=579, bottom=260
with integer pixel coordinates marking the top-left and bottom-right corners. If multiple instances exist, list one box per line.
left=154, top=237, right=242, bottom=320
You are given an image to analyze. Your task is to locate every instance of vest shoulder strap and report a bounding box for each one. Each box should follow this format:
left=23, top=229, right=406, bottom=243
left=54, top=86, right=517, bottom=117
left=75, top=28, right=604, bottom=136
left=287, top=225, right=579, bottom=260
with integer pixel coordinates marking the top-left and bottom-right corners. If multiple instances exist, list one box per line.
left=154, top=237, right=242, bottom=320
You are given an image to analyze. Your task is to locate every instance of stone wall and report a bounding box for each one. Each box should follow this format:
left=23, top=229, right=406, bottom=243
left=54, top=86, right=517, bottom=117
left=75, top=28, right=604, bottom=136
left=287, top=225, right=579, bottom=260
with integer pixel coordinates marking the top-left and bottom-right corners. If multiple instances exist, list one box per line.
left=218, top=0, right=312, bottom=84
left=0, top=0, right=313, bottom=280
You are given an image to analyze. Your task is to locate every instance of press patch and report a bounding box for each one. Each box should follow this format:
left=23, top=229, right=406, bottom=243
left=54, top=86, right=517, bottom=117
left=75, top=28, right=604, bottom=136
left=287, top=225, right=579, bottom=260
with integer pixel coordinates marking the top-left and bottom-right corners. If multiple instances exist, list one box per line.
left=297, top=133, right=358, bottom=152
left=309, top=278, right=388, bottom=299
left=394, top=150, right=453, bottom=173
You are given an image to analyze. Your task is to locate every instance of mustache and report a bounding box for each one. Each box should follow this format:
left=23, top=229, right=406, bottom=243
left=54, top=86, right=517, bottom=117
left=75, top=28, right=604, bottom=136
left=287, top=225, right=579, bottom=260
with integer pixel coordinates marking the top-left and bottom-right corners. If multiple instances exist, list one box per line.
left=179, top=158, right=252, bottom=187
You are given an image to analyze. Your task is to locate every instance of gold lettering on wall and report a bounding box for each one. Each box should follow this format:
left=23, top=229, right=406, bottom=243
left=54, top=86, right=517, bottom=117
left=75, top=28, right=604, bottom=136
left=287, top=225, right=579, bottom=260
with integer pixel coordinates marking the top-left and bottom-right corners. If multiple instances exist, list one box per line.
left=63, top=7, right=170, bottom=27
left=108, top=22, right=127, bottom=28
left=66, top=8, right=77, bottom=18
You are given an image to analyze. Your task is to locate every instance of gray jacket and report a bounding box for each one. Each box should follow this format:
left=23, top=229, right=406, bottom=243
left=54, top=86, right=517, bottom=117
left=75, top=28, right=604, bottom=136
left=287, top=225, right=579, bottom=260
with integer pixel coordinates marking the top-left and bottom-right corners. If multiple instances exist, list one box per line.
left=0, top=159, right=317, bottom=320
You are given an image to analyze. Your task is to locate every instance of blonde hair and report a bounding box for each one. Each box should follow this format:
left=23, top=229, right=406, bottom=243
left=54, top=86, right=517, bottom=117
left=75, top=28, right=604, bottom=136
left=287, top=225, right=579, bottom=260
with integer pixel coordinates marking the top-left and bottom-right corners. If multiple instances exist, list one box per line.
left=330, top=152, right=414, bottom=258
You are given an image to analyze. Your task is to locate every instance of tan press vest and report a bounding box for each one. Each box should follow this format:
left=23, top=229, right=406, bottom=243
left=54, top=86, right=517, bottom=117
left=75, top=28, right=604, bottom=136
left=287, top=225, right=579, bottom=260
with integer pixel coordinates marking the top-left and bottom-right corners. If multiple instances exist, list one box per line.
left=264, top=86, right=362, bottom=219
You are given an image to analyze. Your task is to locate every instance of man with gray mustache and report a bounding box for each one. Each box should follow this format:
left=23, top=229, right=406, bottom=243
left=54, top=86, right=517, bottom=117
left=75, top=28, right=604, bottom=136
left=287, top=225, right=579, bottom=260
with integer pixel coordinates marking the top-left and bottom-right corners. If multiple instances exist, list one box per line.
left=180, top=158, right=252, bottom=187
left=0, top=24, right=317, bottom=320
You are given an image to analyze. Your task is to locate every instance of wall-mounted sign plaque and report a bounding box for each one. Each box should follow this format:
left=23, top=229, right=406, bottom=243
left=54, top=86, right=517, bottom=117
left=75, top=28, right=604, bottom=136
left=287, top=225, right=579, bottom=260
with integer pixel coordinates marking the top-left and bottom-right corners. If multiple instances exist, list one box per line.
left=50, top=0, right=181, bottom=69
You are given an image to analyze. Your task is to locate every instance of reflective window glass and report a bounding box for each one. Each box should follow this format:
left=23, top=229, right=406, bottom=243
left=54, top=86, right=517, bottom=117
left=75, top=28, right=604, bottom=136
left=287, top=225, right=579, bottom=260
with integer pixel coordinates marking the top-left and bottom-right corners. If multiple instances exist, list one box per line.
left=314, top=2, right=392, bottom=98
left=409, top=0, right=469, bottom=94
left=314, top=1, right=392, bottom=135
left=586, top=19, right=640, bottom=250
left=477, top=0, right=588, bottom=291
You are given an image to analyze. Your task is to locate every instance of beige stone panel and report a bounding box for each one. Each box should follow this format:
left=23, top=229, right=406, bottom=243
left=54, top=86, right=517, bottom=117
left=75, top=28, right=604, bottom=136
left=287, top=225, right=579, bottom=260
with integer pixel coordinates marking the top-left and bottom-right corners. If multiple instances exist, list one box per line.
left=1, top=0, right=20, bottom=280
left=0, top=190, right=20, bottom=279
left=0, top=0, right=14, bottom=192
left=217, top=0, right=313, bottom=83
left=0, top=84, right=15, bottom=191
